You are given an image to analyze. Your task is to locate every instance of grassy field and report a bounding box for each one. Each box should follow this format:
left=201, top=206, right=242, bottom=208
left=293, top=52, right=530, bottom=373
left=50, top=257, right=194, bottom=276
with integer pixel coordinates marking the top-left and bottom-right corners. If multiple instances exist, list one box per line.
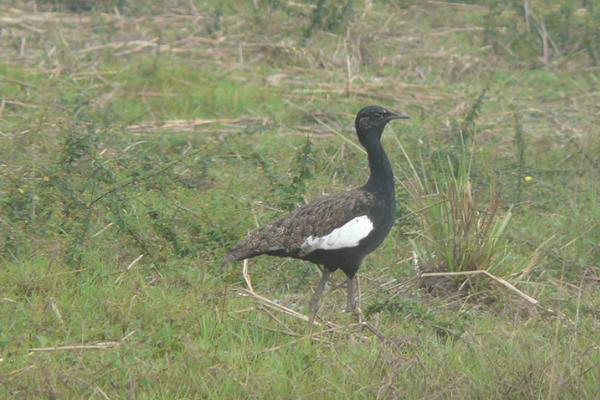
left=1, top=0, right=599, bottom=398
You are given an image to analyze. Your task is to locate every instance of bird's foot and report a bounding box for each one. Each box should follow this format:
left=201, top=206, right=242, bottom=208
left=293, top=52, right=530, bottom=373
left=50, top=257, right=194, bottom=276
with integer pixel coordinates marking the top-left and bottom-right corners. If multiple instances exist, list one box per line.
left=354, top=306, right=365, bottom=326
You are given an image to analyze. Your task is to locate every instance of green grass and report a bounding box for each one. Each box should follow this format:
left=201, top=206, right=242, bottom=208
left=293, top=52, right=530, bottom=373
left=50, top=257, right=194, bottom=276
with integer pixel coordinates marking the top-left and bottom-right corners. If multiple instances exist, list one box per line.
left=1, top=0, right=600, bottom=398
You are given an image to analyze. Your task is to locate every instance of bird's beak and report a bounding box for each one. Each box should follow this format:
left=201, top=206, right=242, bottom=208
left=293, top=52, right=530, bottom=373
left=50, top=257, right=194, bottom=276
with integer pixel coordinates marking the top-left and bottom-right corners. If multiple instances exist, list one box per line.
left=387, top=112, right=410, bottom=121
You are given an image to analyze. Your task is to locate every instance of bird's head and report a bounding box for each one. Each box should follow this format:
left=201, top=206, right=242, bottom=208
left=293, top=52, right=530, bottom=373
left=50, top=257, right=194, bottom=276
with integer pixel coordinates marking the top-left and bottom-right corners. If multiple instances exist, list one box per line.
left=355, top=105, right=409, bottom=146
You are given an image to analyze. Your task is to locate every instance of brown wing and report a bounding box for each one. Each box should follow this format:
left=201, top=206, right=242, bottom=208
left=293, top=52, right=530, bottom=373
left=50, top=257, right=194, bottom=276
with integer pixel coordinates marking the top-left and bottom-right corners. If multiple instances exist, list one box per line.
left=224, top=189, right=376, bottom=263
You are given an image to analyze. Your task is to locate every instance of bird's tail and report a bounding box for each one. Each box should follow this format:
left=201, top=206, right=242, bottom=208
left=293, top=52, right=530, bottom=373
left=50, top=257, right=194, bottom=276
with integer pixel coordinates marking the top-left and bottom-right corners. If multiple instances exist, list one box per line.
left=223, top=224, right=285, bottom=265
left=223, top=249, right=266, bottom=267
left=223, top=231, right=273, bottom=265
left=222, top=251, right=240, bottom=265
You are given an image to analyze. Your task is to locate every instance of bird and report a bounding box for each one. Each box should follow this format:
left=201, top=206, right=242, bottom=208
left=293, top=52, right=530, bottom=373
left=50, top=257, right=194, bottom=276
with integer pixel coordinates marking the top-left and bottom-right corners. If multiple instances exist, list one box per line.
left=224, top=105, right=409, bottom=325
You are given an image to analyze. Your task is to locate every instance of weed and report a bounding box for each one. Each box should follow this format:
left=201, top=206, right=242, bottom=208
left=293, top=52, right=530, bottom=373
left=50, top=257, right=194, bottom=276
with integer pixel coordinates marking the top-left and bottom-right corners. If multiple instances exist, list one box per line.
left=403, top=91, right=515, bottom=291
left=254, top=137, right=315, bottom=211
left=513, top=111, right=527, bottom=206
left=303, top=0, right=354, bottom=40
left=483, top=0, right=600, bottom=65
left=408, top=169, right=513, bottom=278
left=455, top=86, right=487, bottom=150
left=282, top=136, right=314, bottom=209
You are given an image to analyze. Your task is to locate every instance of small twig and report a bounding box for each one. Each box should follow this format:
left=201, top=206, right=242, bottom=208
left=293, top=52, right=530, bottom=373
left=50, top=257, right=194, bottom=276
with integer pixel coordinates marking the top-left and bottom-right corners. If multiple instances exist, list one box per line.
left=94, top=386, right=112, bottom=400
left=126, top=117, right=268, bottom=133
left=259, top=306, right=298, bottom=336
left=19, top=36, right=26, bottom=58
left=539, top=17, right=549, bottom=64
left=1, top=297, right=17, bottom=304
left=121, top=140, right=146, bottom=153
left=238, top=287, right=317, bottom=323
left=229, top=306, right=257, bottom=314
left=114, top=255, right=144, bottom=284
left=357, top=320, right=383, bottom=340
left=29, top=331, right=135, bottom=353
left=6, top=365, right=36, bottom=381
left=92, top=222, right=113, bottom=237
left=344, top=38, right=352, bottom=96
left=125, top=254, right=144, bottom=271
left=420, top=270, right=554, bottom=314
left=242, top=259, right=254, bottom=293
left=49, top=298, right=65, bottom=328
left=528, top=11, right=561, bottom=63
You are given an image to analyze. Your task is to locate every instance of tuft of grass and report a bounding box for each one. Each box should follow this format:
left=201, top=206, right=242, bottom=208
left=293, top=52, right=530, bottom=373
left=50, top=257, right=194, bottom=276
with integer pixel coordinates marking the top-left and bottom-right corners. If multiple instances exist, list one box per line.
left=483, top=0, right=600, bottom=66
left=303, top=0, right=354, bottom=40
left=402, top=90, right=516, bottom=290
left=407, top=159, right=513, bottom=279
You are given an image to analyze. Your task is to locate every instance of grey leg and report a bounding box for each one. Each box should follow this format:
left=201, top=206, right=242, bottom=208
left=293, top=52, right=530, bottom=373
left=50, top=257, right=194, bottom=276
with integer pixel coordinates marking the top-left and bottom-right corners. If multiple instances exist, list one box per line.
left=346, top=276, right=356, bottom=314
left=347, top=275, right=364, bottom=324
left=309, top=269, right=331, bottom=326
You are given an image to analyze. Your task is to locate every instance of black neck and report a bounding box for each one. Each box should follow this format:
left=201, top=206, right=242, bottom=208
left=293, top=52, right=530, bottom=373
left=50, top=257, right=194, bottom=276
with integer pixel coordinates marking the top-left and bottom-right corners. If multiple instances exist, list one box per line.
left=362, top=134, right=394, bottom=195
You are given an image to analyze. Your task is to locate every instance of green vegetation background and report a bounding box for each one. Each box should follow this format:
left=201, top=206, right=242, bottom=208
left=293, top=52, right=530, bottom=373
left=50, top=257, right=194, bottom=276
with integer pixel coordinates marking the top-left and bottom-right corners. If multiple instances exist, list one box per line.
left=1, top=0, right=599, bottom=398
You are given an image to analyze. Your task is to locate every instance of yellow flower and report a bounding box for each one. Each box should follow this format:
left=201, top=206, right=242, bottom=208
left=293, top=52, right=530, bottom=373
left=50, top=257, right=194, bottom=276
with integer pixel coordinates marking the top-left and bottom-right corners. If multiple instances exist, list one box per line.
left=524, top=176, right=533, bottom=182
left=42, top=176, right=50, bottom=182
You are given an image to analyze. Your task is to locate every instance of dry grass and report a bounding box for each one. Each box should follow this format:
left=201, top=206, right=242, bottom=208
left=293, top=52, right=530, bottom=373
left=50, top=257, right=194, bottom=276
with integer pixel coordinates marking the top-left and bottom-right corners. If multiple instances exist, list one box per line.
left=1, top=1, right=599, bottom=398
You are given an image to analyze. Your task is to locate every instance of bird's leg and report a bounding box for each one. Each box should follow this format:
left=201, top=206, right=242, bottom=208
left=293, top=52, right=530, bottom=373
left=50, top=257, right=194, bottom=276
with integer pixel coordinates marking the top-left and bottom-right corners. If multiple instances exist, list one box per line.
left=308, top=269, right=331, bottom=326
left=347, top=275, right=364, bottom=324
left=346, top=276, right=357, bottom=314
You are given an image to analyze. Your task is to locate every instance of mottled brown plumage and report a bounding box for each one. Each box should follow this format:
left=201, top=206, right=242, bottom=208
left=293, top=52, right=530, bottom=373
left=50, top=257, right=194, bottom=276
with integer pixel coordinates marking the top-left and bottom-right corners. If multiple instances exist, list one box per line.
left=224, top=189, right=377, bottom=263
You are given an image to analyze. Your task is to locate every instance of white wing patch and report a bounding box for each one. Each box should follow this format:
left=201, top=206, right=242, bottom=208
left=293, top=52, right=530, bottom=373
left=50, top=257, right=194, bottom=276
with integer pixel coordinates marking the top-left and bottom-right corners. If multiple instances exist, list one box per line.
left=300, top=215, right=373, bottom=255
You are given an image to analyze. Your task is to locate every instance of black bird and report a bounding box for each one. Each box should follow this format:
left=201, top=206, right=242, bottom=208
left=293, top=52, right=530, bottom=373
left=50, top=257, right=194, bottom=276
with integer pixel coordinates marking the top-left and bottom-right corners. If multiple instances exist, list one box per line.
left=224, top=105, right=409, bottom=324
